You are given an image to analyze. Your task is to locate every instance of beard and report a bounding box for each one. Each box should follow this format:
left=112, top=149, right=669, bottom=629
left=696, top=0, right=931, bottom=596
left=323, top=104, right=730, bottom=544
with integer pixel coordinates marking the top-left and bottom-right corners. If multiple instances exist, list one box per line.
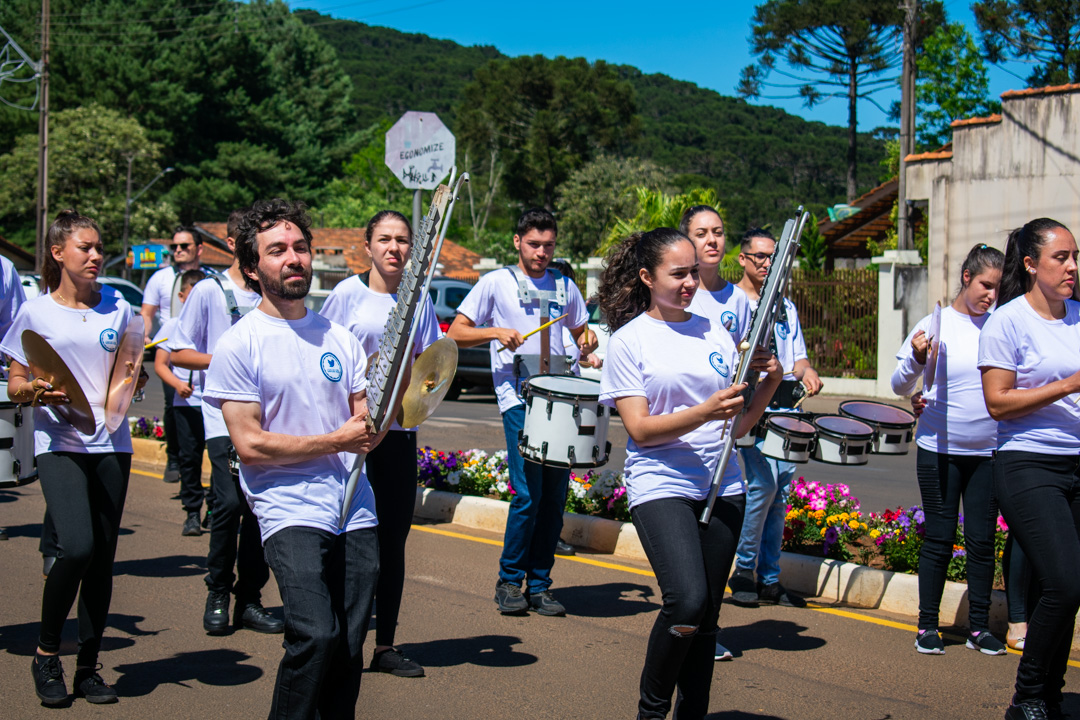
left=258, top=262, right=311, bottom=300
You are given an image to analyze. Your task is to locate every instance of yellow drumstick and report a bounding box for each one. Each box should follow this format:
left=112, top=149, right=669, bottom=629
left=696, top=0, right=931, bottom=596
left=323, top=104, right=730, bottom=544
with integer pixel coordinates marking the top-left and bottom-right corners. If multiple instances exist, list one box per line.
left=496, top=313, right=569, bottom=352
left=144, top=337, right=167, bottom=350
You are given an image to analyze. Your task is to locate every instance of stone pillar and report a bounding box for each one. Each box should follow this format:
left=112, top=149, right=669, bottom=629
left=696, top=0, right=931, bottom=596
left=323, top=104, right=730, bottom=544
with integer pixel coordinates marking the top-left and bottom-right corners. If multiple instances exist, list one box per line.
left=575, top=257, right=605, bottom=300
left=473, top=257, right=501, bottom=276
left=872, top=249, right=927, bottom=397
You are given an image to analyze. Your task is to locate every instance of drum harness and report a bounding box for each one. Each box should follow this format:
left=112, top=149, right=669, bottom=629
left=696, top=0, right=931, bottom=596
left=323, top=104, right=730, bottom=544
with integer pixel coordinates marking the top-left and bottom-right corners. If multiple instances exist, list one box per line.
left=506, top=265, right=573, bottom=390
left=205, top=273, right=257, bottom=476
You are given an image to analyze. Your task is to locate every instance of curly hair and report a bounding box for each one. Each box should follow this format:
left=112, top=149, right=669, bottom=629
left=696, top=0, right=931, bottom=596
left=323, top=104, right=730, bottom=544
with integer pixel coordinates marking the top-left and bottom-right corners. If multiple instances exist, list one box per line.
left=999, top=218, right=1071, bottom=306
left=595, top=227, right=691, bottom=333
left=43, top=210, right=101, bottom=292
left=234, top=199, right=314, bottom=295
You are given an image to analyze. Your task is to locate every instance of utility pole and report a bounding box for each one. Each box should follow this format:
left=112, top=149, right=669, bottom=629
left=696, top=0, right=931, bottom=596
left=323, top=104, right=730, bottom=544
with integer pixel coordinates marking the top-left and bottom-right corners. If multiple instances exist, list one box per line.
left=121, top=156, right=134, bottom=280
left=34, top=0, right=49, bottom=272
left=896, top=0, right=917, bottom=252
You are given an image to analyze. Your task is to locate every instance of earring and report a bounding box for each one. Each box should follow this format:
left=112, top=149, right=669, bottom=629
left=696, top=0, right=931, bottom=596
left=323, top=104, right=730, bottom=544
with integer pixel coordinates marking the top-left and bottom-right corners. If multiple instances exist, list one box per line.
left=1028, top=268, right=1036, bottom=274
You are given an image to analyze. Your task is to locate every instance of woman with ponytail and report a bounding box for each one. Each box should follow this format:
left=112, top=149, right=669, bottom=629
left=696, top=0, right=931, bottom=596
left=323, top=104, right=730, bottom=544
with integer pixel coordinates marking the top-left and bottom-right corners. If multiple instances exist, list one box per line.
left=0, top=210, right=144, bottom=706
left=978, top=218, right=1080, bottom=720
left=597, top=228, right=781, bottom=719
left=892, top=243, right=1007, bottom=657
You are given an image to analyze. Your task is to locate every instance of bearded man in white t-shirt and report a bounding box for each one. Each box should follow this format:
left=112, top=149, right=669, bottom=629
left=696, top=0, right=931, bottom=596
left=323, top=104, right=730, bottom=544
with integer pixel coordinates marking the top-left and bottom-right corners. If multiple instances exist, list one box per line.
left=204, top=199, right=383, bottom=720
left=448, top=208, right=597, bottom=617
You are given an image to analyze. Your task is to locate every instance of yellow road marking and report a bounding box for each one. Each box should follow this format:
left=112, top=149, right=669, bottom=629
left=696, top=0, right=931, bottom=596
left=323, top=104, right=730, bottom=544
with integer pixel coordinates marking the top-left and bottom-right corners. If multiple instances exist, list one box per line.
left=132, top=468, right=163, bottom=479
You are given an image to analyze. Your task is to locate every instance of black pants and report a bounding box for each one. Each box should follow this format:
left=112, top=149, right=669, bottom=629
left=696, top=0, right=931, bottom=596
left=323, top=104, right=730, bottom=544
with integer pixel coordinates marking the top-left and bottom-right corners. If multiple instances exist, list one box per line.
left=174, top=406, right=207, bottom=513
left=915, top=448, right=997, bottom=631
left=263, top=525, right=379, bottom=720
left=632, top=494, right=745, bottom=720
left=36, top=452, right=131, bottom=667
left=162, top=381, right=178, bottom=466
left=994, top=450, right=1080, bottom=705
left=204, top=436, right=268, bottom=604
left=1003, top=533, right=1032, bottom=624
left=366, top=430, right=417, bottom=648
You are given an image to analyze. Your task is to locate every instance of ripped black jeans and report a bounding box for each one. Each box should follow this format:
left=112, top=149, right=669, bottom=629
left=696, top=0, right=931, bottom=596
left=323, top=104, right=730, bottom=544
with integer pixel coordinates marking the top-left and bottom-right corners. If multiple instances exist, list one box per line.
left=632, top=494, right=745, bottom=720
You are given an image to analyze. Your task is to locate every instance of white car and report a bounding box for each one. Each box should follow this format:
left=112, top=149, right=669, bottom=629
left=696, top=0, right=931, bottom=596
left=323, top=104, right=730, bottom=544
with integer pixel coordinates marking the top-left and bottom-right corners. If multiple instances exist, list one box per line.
left=579, top=302, right=610, bottom=382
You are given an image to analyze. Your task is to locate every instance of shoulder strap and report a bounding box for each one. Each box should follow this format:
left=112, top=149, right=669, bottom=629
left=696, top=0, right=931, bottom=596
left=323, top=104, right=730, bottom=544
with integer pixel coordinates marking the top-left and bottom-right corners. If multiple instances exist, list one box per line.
left=209, top=275, right=255, bottom=321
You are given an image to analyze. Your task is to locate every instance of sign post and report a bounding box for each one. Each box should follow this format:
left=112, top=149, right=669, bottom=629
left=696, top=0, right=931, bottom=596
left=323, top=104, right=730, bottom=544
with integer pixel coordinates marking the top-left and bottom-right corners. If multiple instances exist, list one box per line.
left=384, top=111, right=455, bottom=230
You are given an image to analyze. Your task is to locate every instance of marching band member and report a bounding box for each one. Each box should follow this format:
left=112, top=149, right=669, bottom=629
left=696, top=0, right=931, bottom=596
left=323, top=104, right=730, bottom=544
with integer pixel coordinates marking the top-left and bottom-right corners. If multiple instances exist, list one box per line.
left=204, top=199, right=383, bottom=720
left=596, top=227, right=780, bottom=720
left=680, top=206, right=751, bottom=345
left=1, top=210, right=145, bottom=706
left=448, top=208, right=595, bottom=617
left=892, top=243, right=1006, bottom=657
left=979, top=218, right=1080, bottom=720
left=170, top=211, right=283, bottom=636
left=319, top=210, right=439, bottom=678
left=728, top=228, right=821, bottom=608
left=0, top=253, right=26, bottom=542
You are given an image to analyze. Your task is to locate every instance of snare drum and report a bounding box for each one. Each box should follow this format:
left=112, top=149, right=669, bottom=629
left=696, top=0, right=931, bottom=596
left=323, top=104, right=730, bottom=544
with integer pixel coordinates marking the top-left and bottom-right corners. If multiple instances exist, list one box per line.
left=518, top=375, right=611, bottom=468
left=811, top=415, right=874, bottom=465
left=759, top=413, right=816, bottom=463
left=839, top=400, right=917, bottom=454
left=0, top=380, right=36, bottom=487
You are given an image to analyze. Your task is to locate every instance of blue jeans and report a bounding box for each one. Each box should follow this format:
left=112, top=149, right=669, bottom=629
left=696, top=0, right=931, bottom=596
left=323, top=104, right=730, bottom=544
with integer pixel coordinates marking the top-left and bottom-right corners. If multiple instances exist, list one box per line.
left=735, top=440, right=795, bottom=586
left=498, top=404, right=570, bottom=594
left=263, top=525, right=379, bottom=720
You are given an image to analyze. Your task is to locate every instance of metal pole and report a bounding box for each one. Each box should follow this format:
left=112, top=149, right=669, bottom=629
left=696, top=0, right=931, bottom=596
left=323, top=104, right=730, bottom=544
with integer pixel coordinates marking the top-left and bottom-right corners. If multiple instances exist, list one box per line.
left=121, top=156, right=133, bottom=280
left=34, top=0, right=49, bottom=272
left=412, top=189, right=422, bottom=236
left=897, top=0, right=917, bottom=252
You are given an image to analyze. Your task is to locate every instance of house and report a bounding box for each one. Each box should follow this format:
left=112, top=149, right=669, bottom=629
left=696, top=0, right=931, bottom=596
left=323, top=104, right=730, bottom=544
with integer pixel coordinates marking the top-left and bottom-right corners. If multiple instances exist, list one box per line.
left=0, top=236, right=37, bottom=271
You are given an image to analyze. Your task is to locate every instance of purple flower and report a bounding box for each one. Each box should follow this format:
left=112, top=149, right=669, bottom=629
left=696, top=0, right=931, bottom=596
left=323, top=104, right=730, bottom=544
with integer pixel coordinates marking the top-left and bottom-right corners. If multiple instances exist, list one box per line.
left=912, top=509, right=925, bottom=525
left=897, top=515, right=911, bottom=528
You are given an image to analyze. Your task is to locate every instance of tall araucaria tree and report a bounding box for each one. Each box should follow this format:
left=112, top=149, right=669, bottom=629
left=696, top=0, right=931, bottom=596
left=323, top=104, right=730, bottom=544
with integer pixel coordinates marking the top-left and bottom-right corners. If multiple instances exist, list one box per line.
left=974, top=0, right=1080, bottom=86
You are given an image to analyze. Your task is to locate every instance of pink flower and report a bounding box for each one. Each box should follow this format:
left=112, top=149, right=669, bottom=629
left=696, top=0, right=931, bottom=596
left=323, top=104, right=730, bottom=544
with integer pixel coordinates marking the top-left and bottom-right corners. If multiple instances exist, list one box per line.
left=997, top=516, right=1009, bottom=533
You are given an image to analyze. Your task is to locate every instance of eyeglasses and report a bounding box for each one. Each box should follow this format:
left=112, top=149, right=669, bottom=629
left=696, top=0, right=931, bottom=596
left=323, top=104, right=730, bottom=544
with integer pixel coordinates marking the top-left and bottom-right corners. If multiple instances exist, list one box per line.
left=169, top=243, right=194, bottom=251
left=742, top=252, right=773, bottom=264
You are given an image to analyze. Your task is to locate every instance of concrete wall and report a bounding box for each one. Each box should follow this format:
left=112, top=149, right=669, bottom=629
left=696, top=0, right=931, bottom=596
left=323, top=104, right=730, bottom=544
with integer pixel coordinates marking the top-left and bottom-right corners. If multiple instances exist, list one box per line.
left=907, top=88, right=1080, bottom=314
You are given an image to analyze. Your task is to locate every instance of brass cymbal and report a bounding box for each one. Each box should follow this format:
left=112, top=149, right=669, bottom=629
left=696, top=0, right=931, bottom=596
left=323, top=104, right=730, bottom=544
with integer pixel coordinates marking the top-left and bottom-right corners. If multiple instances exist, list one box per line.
left=21, top=329, right=96, bottom=436
left=105, top=316, right=146, bottom=433
left=398, top=336, right=458, bottom=428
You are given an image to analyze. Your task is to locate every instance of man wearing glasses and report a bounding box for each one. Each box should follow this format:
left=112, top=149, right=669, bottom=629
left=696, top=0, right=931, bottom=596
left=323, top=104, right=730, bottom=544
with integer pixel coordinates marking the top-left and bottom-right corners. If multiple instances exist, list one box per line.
left=729, top=227, right=823, bottom=610
left=141, top=227, right=216, bottom=483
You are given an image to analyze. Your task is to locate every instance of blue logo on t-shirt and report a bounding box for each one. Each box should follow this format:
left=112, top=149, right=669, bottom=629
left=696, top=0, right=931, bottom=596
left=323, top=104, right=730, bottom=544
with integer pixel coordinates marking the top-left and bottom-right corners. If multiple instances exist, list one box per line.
left=776, top=322, right=789, bottom=340
left=721, top=311, right=737, bottom=332
left=320, top=352, right=343, bottom=382
left=548, top=303, right=563, bottom=320
left=99, top=329, right=119, bottom=352
left=709, top=352, right=729, bottom=377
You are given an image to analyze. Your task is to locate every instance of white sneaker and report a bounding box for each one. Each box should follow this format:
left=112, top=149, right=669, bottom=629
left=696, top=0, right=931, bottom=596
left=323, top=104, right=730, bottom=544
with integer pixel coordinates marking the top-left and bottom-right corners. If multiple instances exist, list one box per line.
left=714, top=641, right=733, bottom=661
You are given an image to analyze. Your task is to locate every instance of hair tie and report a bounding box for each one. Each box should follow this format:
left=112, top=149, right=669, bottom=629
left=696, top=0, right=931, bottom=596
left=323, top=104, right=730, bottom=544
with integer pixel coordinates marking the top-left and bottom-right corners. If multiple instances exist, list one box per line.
left=979, top=243, right=987, bottom=249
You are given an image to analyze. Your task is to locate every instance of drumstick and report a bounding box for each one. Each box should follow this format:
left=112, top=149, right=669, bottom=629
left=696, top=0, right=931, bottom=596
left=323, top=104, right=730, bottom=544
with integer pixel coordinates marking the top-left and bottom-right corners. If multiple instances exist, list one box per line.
left=144, top=337, right=167, bottom=350
left=496, top=314, right=569, bottom=352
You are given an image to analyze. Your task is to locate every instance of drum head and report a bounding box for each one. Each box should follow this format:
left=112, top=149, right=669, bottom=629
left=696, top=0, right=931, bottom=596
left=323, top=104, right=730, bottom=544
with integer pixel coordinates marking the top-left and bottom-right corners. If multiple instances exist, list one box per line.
left=814, top=414, right=874, bottom=438
left=526, top=374, right=601, bottom=399
left=767, top=415, right=815, bottom=435
left=839, top=400, right=915, bottom=428
left=105, top=316, right=146, bottom=434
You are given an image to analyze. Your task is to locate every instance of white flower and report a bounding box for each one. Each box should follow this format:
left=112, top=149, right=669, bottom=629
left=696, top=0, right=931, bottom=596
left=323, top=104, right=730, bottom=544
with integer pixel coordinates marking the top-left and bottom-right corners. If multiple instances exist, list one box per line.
left=496, top=480, right=509, bottom=494
left=447, top=471, right=461, bottom=486
left=572, top=483, right=586, bottom=499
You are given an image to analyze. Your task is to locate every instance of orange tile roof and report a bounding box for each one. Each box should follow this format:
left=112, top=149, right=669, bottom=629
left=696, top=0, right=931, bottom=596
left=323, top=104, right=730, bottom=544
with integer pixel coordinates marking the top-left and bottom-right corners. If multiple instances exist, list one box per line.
left=1001, top=83, right=1080, bottom=100
left=905, top=149, right=954, bottom=162
left=950, top=114, right=1002, bottom=128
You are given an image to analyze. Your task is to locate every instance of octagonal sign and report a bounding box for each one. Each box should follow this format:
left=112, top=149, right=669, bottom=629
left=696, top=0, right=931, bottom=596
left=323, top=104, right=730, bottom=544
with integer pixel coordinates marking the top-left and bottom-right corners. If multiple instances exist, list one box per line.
left=384, top=111, right=456, bottom=190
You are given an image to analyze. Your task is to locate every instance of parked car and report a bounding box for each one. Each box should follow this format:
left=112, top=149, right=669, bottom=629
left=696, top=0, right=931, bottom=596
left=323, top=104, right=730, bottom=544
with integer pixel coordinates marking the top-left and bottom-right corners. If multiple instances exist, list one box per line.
left=428, top=276, right=491, bottom=399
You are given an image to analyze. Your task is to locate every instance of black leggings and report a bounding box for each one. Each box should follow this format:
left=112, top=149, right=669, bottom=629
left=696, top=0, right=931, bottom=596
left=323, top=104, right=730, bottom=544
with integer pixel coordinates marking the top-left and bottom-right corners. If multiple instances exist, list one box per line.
left=914, top=448, right=996, bottom=631
left=994, top=450, right=1080, bottom=705
left=366, top=430, right=417, bottom=648
left=631, top=494, right=745, bottom=720
left=36, top=452, right=131, bottom=667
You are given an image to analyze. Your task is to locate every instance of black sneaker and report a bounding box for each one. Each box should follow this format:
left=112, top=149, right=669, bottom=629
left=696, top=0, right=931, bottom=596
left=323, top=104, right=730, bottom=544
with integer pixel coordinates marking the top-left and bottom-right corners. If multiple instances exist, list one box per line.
left=527, top=589, right=566, bottom=617
left=728, top=569, right=759, bottom=607
left=555, top=539, right=576, bottom=556
left=1005, top=698, right=1050, bottom=720
left=182, top=512, right=202, bottom=537
left=163, top=462, right=180, bottom=483
left=234, top=603, right=284, bottom=634
left=370, top=647, right=425, bottom=677
left=494, top=581, right=529, bottom=615
left=758, top=582, right=806, bottom=608
left=203, top=591, right=231, bottom=635
left=967, top=630, right=1007, bottom=656
left=1046, top=701, right=1069, bottom=720
left=31, top=654, right=67, bottom=706
left=915, top=629, right=945, bottom=655
left=73, top=666, right=118, bottom=704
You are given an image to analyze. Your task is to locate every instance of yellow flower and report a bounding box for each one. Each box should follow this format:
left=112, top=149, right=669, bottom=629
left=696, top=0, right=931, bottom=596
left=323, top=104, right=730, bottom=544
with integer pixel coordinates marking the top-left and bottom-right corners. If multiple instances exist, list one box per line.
left=840, top=512, right=850, bottom=522
left=860, top=523, right=868, bottom=530
left=869, top=529, right=881, bottom=539
left=848, top=520, right=860, bottom=529
left=820, top=528, right=827, bottom=537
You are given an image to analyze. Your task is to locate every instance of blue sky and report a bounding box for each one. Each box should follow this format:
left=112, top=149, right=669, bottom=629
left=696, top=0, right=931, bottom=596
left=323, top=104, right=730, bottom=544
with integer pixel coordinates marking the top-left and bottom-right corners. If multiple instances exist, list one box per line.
left=289, top=0, right=1029, bottom=132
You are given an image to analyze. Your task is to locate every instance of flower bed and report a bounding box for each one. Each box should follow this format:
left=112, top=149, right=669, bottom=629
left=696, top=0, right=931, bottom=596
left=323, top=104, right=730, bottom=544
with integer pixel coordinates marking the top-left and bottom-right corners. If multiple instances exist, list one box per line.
left=129, top=415, right=165, bottom=440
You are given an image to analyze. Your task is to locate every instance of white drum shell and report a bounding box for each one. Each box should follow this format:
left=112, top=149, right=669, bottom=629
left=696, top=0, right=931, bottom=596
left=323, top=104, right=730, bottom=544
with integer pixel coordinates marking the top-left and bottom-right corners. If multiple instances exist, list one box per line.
left=811, top=416, right=873, bottom=466
left=0, top=380, right=36, bottom=487
left=838, top=401, right=916, bottom=455
left=519, top=375, right=611, bottom=468
left=759, top=415, right=815, bottom=463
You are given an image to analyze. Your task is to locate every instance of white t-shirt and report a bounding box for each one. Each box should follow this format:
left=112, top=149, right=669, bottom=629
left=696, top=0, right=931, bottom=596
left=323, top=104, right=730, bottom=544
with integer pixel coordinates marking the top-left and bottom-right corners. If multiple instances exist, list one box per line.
left=747, top=296, right=807, bottom=381
left=172, top=272, right=261, bottom=439
left=0, top=255, right=26, bottom=340
left=456, top=268, right=589, bottom=413
left=318, top=274, right=441, bottom=432
left=143, top=263, right=216, bottom=321
left=599, top=312, right=743, bottom=509
left=688, top=281, right=752, bottom=346
left=978, top=295, right=1080, bottom=454
left=892, top=306, right=995, bottom=455
left=153, top=317, right=202, bottom=408
left=0, top=287, right=134, bottom=455
left=203, top=309, right=377, bottom=543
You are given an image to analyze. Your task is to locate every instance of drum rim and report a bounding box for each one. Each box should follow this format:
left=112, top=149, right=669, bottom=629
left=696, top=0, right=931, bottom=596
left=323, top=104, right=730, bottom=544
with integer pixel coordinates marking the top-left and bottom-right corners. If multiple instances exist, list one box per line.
left=838, top=400, right=916, bottom=429
left=813, top=414, right=875, bottom=440
left=764, top=415, right=816, bottom=437
left=525, top=373, right=602, bottom=400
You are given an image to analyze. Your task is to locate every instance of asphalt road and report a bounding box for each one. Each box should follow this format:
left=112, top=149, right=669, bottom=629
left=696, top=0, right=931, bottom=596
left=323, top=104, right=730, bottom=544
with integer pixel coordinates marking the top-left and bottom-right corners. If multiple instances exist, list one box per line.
left=0, top=468, right=1073, bottom=719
